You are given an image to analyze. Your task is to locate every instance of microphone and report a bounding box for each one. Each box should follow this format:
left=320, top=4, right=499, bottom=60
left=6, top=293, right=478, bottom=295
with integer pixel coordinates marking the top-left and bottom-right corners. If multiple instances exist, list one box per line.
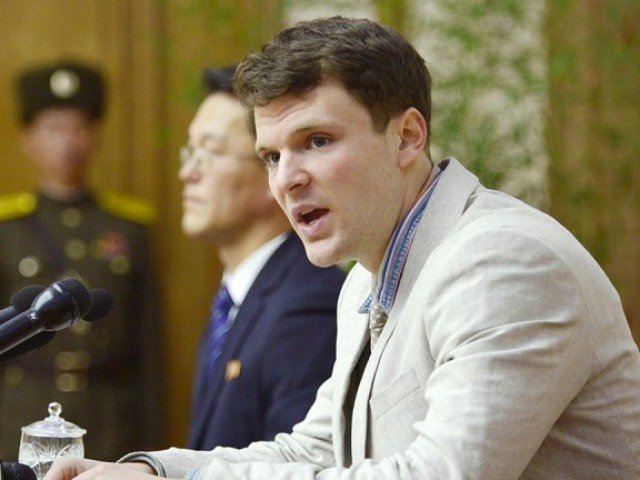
left=84, top=288, right=114, bottom=322
left=0, top=285, right=46, bottom=325
left=0, top=287, right=114, bottom=363
left=0, top=278, right=91, bottom=357
left=0, top=460, right=36, bottom=480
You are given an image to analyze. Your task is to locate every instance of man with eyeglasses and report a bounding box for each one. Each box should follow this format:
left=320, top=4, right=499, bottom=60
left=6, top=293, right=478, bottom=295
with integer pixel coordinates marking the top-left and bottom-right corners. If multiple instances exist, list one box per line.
left=178, top=65, right=345, bottom=452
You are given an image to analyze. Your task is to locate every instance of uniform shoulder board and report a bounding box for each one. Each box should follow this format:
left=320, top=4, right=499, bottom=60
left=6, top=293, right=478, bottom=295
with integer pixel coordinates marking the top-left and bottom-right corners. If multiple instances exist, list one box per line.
left=97, top=190, right=157, bottom=225
left=0, top=192, right=37, bottom=221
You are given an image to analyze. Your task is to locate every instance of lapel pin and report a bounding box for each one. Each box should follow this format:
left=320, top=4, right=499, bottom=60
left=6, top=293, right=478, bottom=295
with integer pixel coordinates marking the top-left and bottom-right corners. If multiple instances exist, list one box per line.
left=225, top=359, right=242, bottom=382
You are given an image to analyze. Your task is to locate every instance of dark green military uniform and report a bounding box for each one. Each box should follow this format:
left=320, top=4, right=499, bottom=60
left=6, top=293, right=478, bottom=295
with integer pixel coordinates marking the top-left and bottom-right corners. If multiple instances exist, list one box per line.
left=0, top=191, right=164, bottom=462
left=0, top=62, right=164, bottom=461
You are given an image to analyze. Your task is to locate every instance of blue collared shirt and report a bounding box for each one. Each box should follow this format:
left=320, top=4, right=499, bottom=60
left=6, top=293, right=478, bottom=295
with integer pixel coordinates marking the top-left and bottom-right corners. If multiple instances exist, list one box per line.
left=359, top=162, right=444, bottom=316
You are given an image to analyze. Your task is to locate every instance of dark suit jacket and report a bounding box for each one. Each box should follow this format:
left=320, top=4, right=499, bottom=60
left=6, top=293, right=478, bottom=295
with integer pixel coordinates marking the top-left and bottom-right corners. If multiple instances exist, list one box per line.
left=188, top=232, right=345, bottom=451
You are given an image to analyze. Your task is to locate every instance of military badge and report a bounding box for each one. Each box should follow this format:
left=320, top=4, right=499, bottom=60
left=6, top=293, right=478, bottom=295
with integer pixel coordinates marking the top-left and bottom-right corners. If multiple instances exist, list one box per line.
left=50, top=68, right=80, bottom=98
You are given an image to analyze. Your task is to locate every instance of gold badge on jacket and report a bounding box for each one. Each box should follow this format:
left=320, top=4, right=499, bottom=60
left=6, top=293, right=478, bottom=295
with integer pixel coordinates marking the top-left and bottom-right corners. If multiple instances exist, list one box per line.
left=225, top=359, right=242, bottom=382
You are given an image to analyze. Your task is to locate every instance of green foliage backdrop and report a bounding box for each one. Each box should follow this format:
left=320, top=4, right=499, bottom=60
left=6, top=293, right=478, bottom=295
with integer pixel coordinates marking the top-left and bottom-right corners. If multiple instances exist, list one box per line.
left=546, top=1, right=640, bottom=341
left=412, top=1, right=547, bottom=207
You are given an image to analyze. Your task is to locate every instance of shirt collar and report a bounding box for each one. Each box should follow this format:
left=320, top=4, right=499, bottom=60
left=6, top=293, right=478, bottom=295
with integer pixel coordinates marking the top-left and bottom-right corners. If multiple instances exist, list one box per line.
left=223, top=232, right=289, bottom=306
left=359, top=163, right=443, bottom=315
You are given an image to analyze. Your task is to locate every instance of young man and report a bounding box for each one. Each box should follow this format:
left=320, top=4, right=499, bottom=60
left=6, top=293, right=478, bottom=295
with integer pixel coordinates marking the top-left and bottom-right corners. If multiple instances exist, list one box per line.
left=0, top=61, right=163, bottom=460
left=181, top=66, right=344, bottom=451
left=45, top=17, right=640, bottom=480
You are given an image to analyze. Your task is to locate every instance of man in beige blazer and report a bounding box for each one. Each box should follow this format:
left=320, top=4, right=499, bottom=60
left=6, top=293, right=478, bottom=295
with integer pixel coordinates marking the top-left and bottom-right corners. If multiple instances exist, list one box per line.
left=45, top=16, right=640, bottom=480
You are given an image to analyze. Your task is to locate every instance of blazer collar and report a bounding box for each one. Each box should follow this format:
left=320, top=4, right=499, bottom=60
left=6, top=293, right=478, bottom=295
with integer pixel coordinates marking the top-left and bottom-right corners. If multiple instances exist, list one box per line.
left=367, top=157, right=481, bottom=348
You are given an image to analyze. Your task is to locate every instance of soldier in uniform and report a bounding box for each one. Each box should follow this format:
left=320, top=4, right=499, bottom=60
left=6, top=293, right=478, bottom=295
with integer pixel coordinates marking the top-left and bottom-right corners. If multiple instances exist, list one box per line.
left=0, top=61, right=164, bottom=461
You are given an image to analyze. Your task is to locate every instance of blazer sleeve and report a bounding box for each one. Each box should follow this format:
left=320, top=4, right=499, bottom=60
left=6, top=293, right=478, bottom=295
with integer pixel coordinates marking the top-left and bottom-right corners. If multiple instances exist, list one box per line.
left=143, top=374, right=337, bottom=478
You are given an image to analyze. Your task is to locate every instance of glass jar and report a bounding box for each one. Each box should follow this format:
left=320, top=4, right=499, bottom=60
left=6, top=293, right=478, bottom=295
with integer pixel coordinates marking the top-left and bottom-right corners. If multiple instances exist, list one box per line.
left=19, top=402, right=86, bottom=479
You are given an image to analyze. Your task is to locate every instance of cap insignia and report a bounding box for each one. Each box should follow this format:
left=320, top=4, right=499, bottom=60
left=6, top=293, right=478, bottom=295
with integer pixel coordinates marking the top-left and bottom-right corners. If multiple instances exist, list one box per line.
left=50, top=69, right=80, bottom=98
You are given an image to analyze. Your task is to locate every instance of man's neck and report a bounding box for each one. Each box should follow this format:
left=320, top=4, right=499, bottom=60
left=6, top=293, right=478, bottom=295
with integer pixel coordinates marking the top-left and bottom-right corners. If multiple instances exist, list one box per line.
left=218, top=226, right=290, bottom=272
left=365, top=159, right=434, bottom=274
left=404, top=159, right=435, bottom=219
left=38, top=180, right=87, bottom=202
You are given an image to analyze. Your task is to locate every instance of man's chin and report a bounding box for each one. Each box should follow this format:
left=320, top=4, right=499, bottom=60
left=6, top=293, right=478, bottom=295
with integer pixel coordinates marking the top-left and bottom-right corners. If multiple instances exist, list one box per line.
left=302, top=243, right=342, bottom=268
left=181, top=219, right=207, bottom=239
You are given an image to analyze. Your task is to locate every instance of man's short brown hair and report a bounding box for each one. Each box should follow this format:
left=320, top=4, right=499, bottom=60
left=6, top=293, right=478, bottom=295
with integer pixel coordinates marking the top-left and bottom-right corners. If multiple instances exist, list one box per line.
left=234, top=16, right=432, bottom=142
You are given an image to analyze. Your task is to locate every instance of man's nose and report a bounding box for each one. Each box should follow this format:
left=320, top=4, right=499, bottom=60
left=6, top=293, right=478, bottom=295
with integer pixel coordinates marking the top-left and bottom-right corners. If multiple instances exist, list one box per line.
left=270, top=151, right=310, bottom=194
left=178, top=155, right=202, bottom=182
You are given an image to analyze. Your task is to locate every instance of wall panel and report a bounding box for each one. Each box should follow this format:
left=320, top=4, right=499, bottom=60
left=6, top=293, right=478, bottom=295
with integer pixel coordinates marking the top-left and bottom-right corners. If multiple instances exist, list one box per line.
left=547, top=1, right=640, bottom=343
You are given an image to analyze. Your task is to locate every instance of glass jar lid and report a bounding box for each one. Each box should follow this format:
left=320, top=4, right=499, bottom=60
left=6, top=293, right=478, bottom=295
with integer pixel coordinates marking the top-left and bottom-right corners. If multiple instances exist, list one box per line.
left=21, top=402, right=86, bottom=438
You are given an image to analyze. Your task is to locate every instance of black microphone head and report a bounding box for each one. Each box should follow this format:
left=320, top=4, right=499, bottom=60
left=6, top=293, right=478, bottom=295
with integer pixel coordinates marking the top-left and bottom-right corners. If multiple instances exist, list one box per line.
left=1, top=461, right=37, bottom=480
left=84, top=288, right=114, bottom=322
left=9, top=285, right=45, bottom=312
left=52, top=277, right=92, bottom=317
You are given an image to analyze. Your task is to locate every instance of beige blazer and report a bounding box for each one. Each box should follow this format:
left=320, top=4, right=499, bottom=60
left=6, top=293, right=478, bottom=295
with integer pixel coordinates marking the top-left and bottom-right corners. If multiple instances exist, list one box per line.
left=144, top=159, right=640, bottom=479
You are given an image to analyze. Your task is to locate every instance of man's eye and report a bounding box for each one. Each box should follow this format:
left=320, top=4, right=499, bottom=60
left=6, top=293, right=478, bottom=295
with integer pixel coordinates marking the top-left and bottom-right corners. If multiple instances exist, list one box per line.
left=309, top=136, right=330, bottom=149
left=263, top=152, right=280, bottom=166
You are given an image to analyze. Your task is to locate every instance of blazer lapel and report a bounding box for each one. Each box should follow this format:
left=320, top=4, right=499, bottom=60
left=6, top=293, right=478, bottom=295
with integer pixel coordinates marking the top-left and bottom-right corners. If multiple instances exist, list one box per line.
left=191, top=233, right=301, bottom=447
left=395, top=158, right=481, bottom=310
left=334, top=307, right=370, bottom=467
left=349, top=159, right=481, bottom=461
left=190, top=337, right=231, bottom=447
left=418, top=158, right=481, bottom=257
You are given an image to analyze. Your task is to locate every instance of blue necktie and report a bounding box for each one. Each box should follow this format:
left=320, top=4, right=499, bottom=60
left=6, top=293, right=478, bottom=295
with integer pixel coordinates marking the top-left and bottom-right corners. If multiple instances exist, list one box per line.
left=195, top=284, right=234, bottom=400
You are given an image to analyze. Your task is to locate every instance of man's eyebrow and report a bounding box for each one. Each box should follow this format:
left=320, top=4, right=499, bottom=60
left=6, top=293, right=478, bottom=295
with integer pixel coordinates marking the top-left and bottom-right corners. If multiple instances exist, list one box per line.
left=255, top=121, right=339, bottom=153
left=191, top=132, right=224, bottom=146
left=294, top=120, right=340, bottom=133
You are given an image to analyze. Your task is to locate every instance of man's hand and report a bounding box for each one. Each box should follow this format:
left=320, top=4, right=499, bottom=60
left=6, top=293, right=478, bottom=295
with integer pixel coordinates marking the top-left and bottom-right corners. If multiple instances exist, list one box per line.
left=43, top=458, right=158, bottom=480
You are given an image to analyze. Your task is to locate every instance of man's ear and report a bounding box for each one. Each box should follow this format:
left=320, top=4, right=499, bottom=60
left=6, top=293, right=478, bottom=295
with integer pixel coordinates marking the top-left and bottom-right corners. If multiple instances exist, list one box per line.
left=396, top=107, right=427, bottom=168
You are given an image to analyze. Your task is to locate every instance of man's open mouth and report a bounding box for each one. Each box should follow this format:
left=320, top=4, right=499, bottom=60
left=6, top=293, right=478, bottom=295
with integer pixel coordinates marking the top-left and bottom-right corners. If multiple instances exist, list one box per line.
left=299, top=208, right=328, bottom=226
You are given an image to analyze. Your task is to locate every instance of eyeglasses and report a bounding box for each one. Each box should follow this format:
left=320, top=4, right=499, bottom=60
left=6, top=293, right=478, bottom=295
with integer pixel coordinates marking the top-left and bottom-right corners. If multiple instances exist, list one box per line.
left=179, top=145, right=257, bottom=169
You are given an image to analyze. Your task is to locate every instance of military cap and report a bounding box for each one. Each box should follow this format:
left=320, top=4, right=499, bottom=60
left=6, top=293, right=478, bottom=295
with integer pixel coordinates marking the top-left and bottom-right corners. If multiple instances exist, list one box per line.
left=16, top=60, right=105, bottom=124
